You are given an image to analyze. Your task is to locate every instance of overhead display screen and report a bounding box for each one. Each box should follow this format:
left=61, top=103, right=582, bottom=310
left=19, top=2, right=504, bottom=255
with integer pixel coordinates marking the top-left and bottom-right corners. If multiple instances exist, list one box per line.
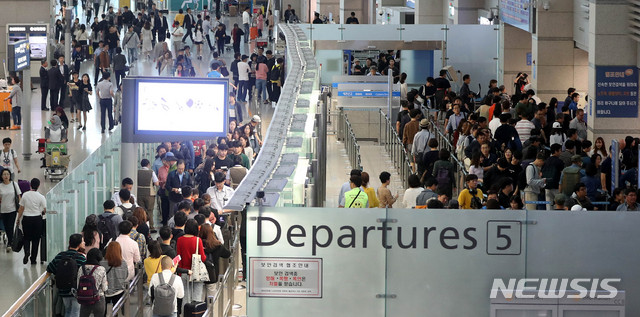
left=122, top=77, right=229, bottom=143
left=500, top=0, right=531, bottom=32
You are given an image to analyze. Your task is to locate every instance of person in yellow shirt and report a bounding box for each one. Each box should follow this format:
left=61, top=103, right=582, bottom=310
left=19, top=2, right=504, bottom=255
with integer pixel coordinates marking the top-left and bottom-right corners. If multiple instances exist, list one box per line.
left=344, top=175, right=369, bottom=208
left=458, top=174, right=484, bottom=209
left=143, top=241, right=165, bottom=284
left=361, top=172, right=379, bottom=208
left=175, top=9, right=185, bottom=27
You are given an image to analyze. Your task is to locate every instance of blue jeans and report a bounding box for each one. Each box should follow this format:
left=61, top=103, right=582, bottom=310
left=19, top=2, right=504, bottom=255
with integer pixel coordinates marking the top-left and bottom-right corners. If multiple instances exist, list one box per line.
left=99, top=99, right=114, bottom=131
left=11, top=106, right=21, bottom=126
left=238, top=80, right=249, bottom=102
left=256, top=79, right=267, bottom=100
left=62, top=296, right=80, bottom=317
left=243, top=23, right=249, bottom=43
left=128, top=47, right=138, bottom=63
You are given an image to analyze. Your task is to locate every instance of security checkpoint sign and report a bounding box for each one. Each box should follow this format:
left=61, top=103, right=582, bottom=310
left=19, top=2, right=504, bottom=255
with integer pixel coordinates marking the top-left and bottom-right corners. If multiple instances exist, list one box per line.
left=249, top=257, right=323, bottom=298
left=595, top=66, right=639, bottom=118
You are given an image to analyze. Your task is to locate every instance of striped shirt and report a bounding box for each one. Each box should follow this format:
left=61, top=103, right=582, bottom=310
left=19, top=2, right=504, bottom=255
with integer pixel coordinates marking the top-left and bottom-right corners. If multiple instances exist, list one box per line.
left=46, top=249, right=87, bottom=296
left=515, top=119, right=536, bottom=143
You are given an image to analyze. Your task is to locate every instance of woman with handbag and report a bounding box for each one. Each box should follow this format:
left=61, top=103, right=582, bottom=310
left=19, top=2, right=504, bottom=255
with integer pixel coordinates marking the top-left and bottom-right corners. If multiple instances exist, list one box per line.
left=199, top=223, right=230, bottom=299
left=0, top=168, right=20, bottom=252
left=76, top=74, right=93, bottom=131
left=16, top=178, right=46, bottom=264
left=176, top=219, right=207, bottom=304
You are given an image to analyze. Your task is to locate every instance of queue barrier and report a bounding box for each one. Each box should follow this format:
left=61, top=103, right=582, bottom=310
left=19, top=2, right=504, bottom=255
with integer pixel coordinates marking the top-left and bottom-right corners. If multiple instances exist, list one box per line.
left=338, top=111, right=362, bottom=171
left=378, top=110, right=413, bottom=189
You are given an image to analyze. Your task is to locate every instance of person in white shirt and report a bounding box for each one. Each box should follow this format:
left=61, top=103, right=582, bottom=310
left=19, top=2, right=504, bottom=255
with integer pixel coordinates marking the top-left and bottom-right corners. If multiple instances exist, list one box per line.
left=242, top=7, right=251, bottom=43
left=111, top=177, right=137, bottom=206
left=202, top=15, right=213, bottom=51
left=237, top=55, right=251, bottom=103
left=17, top=178, right=47, bottom=264
left=149, top=256, right=184, bottom=315
left=114, top=189, right=136, bottom=216
left=206, top=172, right=235, bottom=213
left=115, top=220, right=141, bottom=281
left=201, top=206, right=224, bottom=244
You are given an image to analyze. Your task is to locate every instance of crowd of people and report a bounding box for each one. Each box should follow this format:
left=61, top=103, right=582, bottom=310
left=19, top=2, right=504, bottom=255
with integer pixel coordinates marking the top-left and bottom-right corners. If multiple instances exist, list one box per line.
left=340, top=61, right=640, bottom=212
left=44, top=124, right=262, bottom=316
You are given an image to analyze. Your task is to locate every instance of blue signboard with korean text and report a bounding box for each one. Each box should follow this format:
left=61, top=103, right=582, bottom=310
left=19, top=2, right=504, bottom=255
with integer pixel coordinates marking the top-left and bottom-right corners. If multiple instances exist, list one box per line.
left=500, top=0, right=530, bottom=32
left=7, top=40, right=30, bottom=72
left=595, top=66, right=639, bottom=118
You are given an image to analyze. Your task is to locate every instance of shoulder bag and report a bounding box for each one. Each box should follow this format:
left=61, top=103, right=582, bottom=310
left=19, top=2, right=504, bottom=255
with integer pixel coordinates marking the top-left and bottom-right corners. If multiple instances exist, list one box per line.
left=189, top=237, right=210, bottom=282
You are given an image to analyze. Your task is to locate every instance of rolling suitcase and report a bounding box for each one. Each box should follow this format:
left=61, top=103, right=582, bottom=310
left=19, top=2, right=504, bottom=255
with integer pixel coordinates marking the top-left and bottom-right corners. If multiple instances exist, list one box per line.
left=183, top=280, right=207, bottom=317
left=0, top=98, right=11, bottom=129
left=250, top=27, right=258, bottom=40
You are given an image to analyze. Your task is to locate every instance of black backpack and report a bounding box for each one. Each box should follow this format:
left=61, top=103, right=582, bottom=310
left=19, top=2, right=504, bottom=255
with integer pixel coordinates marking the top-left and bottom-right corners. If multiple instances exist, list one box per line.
left=517, top=164, right=533, bottom=193
left=269, top=65, right=281, bottom=81
left=97, top=213, right=117, bottom=250
left=55, top=256, right=78, bottom=291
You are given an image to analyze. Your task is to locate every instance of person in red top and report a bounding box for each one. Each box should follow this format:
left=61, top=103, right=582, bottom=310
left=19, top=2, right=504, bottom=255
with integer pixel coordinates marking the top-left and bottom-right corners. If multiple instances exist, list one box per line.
left=176, top=219, right=206, bottom=304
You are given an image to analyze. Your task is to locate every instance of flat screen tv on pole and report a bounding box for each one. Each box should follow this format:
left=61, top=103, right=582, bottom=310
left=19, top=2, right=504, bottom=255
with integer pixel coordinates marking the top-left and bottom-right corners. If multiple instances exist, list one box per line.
left=121, top=76, right=229, bottom=143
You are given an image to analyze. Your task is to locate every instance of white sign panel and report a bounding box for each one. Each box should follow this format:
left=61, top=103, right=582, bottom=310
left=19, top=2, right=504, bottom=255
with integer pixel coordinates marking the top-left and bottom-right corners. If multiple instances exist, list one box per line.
left=249, top=257, right=323, bottom=298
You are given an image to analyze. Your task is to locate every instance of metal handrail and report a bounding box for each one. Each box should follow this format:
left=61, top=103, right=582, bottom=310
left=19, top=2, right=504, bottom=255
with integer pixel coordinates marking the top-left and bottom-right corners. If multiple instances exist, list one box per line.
left=340, top=112, right=362, bottom=171
left=378, top=110, right=413, bottom=189
left=2, top=273, right=51, bottom=317
left=109, top=263, right=144, bottom=317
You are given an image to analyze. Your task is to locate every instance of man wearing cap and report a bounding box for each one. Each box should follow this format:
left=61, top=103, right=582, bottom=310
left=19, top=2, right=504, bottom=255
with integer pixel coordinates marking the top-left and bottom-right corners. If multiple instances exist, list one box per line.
left=559, top=155, right=584, bottom=197
left=207, top=172, right=235, bottom=212
left=237, top=55, right=251, bottom=103
left=248, top=115, right=263, bottom=147
left=553, top=194, right=567, bottom=210
left=411, top=118, right=433, bottom=174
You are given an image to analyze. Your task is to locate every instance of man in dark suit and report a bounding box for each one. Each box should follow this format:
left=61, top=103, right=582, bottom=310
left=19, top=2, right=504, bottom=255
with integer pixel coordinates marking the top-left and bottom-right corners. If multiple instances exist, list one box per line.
left=57, top=56, right=70, bottom=107
left=155, top=11, right=169, bottom=42
left=182, top=8, right=195, bottom=43
left=39, top=61, right=50, bottom=111
left=48, top=60, right=64, bottom=108
left=164, top=159, right=192, bottom=218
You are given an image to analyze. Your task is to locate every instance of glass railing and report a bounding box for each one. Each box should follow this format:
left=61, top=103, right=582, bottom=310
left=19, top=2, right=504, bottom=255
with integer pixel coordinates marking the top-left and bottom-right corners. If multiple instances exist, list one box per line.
left=5, top=210, right=245, bottom=317
left=46, top=127, right=122, bottom=261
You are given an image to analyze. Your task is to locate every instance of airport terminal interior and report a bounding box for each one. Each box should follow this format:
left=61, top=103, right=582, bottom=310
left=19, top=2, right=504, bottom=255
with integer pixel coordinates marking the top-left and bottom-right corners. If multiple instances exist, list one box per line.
left=0, top=0, right=639, bottom=316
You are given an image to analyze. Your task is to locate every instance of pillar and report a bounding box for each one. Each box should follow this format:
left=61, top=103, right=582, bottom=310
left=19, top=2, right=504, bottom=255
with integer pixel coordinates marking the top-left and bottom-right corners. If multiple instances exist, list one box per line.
left=586, top=0, right=638, bottom=144
left=530, top=0, right=577, bottom=103
left=415, top=0, right=445, bottom=24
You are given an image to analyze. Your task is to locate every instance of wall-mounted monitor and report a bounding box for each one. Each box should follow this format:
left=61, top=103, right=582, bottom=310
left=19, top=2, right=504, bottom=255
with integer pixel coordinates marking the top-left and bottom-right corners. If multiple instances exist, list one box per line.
left=121, top=76, right=229, bottom=143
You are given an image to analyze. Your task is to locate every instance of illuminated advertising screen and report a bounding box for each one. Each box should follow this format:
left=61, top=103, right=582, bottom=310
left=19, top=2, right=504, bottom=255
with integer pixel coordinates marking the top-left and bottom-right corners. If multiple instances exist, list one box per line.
left=121, top=77, right=229, bottom=143
left=7, top=25, right=48, bottom=60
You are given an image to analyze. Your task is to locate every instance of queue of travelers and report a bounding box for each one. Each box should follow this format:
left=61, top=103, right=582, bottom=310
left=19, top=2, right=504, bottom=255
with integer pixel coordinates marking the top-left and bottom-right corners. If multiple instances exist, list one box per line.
left=342, top=59, right=639, bottom=211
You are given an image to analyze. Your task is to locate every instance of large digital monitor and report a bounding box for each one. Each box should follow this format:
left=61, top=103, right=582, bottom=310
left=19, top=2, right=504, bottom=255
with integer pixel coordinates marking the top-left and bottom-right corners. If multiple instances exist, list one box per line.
left=121, top=77, right=229, bottom=143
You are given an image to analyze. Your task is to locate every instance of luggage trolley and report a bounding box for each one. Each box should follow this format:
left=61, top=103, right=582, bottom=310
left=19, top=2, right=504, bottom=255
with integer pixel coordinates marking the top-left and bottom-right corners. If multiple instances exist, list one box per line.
left=41, top=142, right=70, bottom=181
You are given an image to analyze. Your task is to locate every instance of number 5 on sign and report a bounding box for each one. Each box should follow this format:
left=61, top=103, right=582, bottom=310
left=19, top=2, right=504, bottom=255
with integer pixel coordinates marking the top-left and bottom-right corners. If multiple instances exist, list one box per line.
left=486, top=221, right=522, bottom=255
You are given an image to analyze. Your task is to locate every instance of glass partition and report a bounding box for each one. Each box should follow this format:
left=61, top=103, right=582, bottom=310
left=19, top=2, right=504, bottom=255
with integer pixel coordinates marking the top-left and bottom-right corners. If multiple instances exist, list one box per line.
left=247, top=207, right=640, bottom=316
left=46, top=128, right=122, bottom=260
left=400, top=24, right=446, bottom=41
left=246, top=207, right=387, bottom=316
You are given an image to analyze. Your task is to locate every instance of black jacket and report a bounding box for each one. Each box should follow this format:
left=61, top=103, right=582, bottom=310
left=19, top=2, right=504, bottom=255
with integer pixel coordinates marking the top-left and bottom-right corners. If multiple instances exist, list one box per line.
left=183, top=13, right=194, bottom=29
left=204, top=244, right=231, bottom=283
left=48, top=67, right=64, bottom=89
left=165, top=171, right=191, bottom=202
left=40, top=66, right=49, bottom=88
